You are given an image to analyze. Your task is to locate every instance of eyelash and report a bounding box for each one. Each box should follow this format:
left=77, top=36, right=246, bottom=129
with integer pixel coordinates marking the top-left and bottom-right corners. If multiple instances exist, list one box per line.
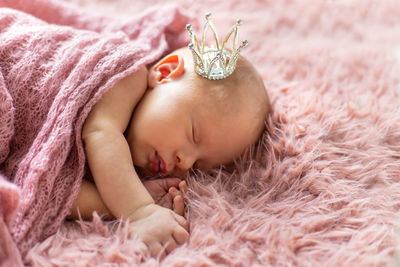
left=192, top=125, right=198, bottom=144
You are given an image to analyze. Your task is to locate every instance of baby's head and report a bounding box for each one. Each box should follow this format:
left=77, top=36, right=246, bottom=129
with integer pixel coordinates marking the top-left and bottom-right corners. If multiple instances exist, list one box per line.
left=127, top=47, right=270, bottom=177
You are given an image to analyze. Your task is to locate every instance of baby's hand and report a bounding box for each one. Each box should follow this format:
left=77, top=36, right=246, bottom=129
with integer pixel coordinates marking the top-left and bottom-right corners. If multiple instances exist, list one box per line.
left=143, top=178, right=187, bottom=216
left=128, top=203, right=189, bottom=258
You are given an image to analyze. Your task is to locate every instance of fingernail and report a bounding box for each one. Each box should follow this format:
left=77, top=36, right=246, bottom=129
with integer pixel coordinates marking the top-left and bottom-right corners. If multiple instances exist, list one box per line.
left=169, top=187, right=177, bottom=194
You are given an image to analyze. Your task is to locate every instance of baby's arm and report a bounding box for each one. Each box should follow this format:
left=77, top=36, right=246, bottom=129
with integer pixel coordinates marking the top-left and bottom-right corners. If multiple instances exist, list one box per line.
left=69, top=178, right=187, bottom=220
left=82, top=67, right=153, bottom=219
left=68, top=179, right=113, bottom=220
left=80, top=67, right=188, bottom=257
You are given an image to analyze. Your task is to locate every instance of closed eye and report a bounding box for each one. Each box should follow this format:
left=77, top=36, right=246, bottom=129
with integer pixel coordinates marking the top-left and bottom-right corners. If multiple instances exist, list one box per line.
left=192, top=124, right=197, bottom=144
left=191, top=114, right=200, bottom=145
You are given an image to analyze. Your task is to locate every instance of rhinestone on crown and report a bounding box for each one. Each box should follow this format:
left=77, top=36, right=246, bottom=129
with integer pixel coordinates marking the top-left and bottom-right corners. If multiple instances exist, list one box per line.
left=186, top=12, right=248, bottom=80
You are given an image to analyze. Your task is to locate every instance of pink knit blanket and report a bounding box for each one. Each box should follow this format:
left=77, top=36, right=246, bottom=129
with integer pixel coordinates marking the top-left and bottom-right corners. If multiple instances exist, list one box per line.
left=0, top=0, right=190, bottom=265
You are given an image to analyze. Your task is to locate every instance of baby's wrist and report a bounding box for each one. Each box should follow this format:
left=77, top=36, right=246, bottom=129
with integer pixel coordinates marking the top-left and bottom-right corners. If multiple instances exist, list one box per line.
left=127, top=202, right=158, bottom=222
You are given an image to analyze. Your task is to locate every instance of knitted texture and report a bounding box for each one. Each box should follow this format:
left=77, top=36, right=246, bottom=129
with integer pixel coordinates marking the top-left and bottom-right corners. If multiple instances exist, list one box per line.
left=0, top=0, right=190, bottom=263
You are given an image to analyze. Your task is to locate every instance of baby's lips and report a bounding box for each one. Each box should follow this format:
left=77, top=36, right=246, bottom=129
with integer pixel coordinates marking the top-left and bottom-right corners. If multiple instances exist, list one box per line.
left=149, top=153, right=160, bottom=172
left=157, top=154, right=170, bottom=174
left=159, top=157, right=165, bottom=173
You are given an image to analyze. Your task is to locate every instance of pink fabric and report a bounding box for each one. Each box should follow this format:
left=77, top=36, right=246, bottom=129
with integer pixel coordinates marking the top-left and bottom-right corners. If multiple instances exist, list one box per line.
left=23, top=0, right=400, bottom=266
left=0, top=0, right=190, bottom=264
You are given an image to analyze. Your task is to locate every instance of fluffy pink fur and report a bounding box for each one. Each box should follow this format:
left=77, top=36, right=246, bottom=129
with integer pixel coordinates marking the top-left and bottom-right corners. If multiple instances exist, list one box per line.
left=27, top=0, right=400, bottom=266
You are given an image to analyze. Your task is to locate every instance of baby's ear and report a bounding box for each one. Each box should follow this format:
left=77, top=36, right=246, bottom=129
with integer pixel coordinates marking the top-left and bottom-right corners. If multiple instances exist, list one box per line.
left=148, top=54, right=185, bottom=88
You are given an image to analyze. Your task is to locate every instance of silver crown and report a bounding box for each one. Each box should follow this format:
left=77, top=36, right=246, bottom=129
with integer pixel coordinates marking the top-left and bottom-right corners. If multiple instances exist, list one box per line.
left=186, top=12, right=248, bottom=80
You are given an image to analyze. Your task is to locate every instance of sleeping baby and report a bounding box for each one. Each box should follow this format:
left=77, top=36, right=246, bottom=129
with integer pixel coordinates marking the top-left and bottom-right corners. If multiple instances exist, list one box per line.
left=68, top=14, right=270, bottom=258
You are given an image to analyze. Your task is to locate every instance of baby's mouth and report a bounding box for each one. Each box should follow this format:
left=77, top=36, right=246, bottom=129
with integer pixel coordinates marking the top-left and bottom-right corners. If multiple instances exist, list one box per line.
left=150, top=151, right=167, bottom=173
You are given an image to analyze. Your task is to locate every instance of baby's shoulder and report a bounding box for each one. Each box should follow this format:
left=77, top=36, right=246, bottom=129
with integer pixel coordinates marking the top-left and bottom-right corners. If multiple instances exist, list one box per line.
left=106, top=66, right=148, bottom=105
left=118, top=66, right=148, bottom=94
left=83, top=66, right=148, bottom=132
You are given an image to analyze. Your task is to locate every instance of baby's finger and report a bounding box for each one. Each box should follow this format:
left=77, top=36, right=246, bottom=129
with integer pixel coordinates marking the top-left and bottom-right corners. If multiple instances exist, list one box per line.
left=161, top=193, right=173, bottom=210
left=173, top=195, right=185, bottom=216
left=178, top=180, right=188, bottom=196
left=162, top=178, right=182, bottom=190
left=173, top=213, right=189, bottom=231
left=138, top=242, right=148, bottom=256
left=173, top=226, right=190, bottom=245
left=169, top=186, right=181, bottom=199
left=149, top=242, right=166, bottom=260
left=163, top=236, right=178, bottom=254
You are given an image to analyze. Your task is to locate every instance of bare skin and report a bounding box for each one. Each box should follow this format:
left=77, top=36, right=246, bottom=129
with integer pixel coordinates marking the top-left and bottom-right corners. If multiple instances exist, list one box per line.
left=72, top=67, right=189, bottom=258
left=70, top=47, right=270, bottom=258
left=68, top=178, right=188, bottom=220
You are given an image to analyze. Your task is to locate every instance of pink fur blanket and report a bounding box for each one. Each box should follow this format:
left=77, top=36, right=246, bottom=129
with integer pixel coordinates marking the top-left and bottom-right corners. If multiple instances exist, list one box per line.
left=0, top=0, right=190, bottom=265
left=10, top=0, right=400, bottom=266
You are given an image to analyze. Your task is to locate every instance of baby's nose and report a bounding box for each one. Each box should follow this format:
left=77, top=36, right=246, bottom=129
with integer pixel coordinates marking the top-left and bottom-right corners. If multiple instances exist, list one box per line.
left=175, top=152, right=196, bottom=172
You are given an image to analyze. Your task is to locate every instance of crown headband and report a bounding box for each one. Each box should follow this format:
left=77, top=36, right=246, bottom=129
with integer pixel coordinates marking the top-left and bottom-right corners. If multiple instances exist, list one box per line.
left=186, top=12, right=248, bottom=80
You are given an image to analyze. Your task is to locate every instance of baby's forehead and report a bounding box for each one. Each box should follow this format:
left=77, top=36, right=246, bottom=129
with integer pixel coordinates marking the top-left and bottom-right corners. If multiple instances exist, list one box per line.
left=193, top=76, right=260, bottom=115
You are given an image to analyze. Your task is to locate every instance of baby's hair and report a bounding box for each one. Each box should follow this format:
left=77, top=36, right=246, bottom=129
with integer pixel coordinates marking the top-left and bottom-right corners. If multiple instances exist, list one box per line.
left=180, top=46, right=270, bottom=148
left=198, top=54, right=270, bottom=137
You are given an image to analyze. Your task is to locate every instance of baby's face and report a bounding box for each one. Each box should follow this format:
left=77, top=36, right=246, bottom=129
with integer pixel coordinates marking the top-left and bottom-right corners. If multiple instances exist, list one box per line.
left=126, top=48, right=268, bottom=177
left=127, top=82, right=256, bottom=176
